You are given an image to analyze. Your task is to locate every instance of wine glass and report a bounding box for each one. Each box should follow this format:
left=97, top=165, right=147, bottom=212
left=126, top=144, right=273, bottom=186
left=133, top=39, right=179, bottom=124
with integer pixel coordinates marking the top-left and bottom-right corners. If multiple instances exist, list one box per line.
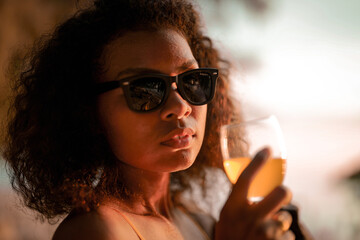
left=220, top=115, right=287, bottom=202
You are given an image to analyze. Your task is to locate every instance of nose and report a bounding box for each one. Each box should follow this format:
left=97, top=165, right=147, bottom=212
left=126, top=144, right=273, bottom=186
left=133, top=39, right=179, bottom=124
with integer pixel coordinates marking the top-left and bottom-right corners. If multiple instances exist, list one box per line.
left=160, top=83, right=192, bottom=120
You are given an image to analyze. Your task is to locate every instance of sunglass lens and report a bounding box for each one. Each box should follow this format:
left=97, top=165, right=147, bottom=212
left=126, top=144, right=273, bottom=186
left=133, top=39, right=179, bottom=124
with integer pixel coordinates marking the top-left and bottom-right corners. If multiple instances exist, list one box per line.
left=182, top=72, right=212, bottom=104
left=128, top=77, right=166, bottom=111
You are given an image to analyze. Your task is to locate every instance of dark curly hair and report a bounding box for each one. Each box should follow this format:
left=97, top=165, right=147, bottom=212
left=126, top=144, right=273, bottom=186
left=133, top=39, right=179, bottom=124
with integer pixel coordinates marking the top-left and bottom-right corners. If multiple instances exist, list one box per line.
left=2, top=0, right=239, bottom=220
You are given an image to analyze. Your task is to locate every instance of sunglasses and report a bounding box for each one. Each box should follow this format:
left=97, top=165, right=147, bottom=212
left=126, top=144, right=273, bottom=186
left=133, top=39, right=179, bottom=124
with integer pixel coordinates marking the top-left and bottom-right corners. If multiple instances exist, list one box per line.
left=96, top=68, right=218, bottom=112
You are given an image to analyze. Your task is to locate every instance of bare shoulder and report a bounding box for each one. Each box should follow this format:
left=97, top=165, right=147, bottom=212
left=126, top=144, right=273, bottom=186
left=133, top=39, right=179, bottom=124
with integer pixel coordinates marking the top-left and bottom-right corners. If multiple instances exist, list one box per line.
left=52, top=209, right=112, bottom=240
left=52, top=206, right=138, bottom=240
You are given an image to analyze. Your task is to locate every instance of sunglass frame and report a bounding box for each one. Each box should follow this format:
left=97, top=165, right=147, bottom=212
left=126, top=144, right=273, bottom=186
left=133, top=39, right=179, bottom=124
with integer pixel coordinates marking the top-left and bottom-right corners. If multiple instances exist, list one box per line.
left=96, top=68, right=218, bottom=112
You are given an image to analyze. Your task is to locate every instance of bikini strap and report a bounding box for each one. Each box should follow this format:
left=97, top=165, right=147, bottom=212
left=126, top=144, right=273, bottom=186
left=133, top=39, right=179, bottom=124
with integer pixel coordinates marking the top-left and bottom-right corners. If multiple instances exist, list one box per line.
left=111, top=208, right=146, bottom=240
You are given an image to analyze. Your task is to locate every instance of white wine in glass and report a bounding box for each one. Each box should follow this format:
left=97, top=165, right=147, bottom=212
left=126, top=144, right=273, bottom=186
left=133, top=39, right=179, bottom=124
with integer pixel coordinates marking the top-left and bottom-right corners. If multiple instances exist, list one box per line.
left=220, top=115, right=287, bottom=202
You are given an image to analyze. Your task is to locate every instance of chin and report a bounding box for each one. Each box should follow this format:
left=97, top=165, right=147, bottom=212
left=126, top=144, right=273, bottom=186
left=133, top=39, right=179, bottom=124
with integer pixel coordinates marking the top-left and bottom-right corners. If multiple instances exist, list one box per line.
left=158, top=149, right=196, bottom=173
left=172, top=149, right=197, bottom=171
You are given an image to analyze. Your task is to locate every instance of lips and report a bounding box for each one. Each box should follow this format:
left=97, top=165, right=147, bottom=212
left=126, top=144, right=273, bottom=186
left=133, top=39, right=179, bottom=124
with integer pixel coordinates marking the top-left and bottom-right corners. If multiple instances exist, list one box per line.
left=160, top=128, right=195, bottom=149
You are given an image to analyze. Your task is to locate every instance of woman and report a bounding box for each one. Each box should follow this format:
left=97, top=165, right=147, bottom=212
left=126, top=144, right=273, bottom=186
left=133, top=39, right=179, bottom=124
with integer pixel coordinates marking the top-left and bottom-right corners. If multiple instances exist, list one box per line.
left=3, top=0, right=295, bottom=239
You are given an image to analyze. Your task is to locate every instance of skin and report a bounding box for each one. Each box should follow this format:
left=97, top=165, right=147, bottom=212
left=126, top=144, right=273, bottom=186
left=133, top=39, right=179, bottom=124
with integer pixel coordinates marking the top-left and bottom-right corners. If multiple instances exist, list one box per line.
left=53, top=29, right=294, bottom=240
left=54, top=29, right=208, bottom=240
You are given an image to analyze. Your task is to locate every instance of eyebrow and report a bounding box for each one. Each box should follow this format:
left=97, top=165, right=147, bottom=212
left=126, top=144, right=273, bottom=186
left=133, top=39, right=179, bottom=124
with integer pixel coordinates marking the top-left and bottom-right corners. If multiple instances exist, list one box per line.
left=114, top=59, right=198, bottom=80
left=176, top=59, right=198, bottom=71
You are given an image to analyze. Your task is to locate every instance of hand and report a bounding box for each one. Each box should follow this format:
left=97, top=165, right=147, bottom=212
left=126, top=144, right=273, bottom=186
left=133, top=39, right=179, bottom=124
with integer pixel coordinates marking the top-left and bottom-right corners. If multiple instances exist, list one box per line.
left=215, top=148, right=294, bottom=240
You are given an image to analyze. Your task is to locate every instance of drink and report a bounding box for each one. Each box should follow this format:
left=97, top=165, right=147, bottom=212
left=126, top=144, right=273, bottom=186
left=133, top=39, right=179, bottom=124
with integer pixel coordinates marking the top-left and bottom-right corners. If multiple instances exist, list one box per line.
left=223, top=157, right=286, bottom=199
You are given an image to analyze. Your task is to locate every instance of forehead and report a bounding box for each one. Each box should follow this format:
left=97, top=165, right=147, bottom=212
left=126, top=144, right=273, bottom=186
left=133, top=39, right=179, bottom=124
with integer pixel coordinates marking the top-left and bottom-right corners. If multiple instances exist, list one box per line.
left=100, top=29, right=196, bottom=81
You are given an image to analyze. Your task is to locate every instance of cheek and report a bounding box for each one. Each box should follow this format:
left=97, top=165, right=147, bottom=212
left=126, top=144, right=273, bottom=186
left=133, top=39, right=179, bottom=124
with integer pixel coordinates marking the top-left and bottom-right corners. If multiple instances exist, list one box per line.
left=97, top=96, right=137, bottom=158
left=104, top=114, right=153, bottom=160
left=100, top=111, right=163, bottom=169
left=198, top=105, right=208, bottom=132
left=193, top=105, right=208, bottom=144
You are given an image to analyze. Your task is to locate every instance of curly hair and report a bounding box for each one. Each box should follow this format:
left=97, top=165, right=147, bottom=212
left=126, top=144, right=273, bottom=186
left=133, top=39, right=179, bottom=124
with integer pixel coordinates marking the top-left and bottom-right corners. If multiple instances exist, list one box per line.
left=2, top=0, right=239, bottom=220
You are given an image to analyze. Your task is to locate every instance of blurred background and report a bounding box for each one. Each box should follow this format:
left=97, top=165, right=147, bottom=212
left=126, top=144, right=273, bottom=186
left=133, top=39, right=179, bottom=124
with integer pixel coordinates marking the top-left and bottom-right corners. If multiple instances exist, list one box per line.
left=0, top=0, right=359, bottom=239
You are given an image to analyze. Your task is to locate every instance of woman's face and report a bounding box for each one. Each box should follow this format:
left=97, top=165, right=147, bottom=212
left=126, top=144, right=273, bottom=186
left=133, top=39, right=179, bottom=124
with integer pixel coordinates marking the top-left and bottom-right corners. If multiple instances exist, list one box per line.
left=97, top=29, right=207, bottom=173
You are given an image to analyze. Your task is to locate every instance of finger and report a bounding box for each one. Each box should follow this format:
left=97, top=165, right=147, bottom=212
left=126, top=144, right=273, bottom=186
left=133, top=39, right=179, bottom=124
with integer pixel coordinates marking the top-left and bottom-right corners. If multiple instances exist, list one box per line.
left=230, top=147, right=271, bottom=202
left=274, top=211, right=293, bottom=231
left=253, top=186, right=292, bottom=220
left=256, top=219, right=283, bottom=239
left=258, top=219, right=294, bottom=240
left=280, top=230, right=295, bottom=240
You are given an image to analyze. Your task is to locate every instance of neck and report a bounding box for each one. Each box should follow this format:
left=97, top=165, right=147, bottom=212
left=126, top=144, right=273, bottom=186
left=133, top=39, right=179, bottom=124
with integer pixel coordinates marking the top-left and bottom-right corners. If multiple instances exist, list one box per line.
left=108, top=163, right=173, bottom=218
